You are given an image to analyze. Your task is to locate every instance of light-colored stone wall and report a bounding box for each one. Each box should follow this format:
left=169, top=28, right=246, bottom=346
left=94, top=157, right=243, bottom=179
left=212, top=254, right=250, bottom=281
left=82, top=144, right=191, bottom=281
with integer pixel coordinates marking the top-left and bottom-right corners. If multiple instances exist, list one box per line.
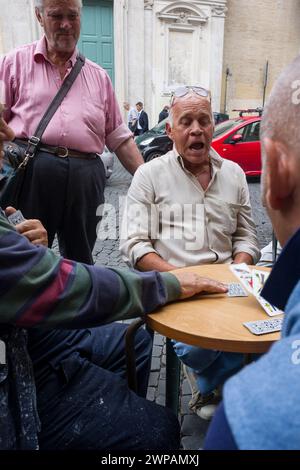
left=147, top=0, right=227, bottom=124
left=221, top=0, right=300, bottom=117
left=2, top=0, right=299, bottom=125
left=127, top=0, right=145, bottom=107
left=0, top=0, right=227, bottom=125
left=0, top=0, right=41, bottom=56
left=122, top=0, right=227, bottom=126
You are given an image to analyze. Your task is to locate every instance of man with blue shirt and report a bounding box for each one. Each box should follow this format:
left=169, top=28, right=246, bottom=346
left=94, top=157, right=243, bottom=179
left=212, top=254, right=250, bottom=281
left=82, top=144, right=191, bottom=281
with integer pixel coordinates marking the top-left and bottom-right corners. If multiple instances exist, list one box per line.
left=205, top=55, right=300, bottom=450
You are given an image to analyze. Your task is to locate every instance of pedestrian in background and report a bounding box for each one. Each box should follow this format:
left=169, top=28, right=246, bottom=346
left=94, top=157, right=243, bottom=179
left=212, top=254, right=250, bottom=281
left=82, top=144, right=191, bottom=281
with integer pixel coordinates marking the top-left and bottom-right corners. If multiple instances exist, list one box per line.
left=123, top=101, right=138, bottom=133
left=158, top=105, right=169, bottom=123
left=135, top=101, right=149, bottom=135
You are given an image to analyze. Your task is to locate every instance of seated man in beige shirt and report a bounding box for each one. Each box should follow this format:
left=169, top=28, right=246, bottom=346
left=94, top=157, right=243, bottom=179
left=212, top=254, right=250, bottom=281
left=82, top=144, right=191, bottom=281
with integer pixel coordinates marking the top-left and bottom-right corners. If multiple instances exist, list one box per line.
left=120, top=86, right=260, bottom=419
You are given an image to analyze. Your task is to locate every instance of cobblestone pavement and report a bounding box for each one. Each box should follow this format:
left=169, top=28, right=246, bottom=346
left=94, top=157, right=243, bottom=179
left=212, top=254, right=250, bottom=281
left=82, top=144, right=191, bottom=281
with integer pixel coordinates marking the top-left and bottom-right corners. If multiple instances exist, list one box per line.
left=92, top=158, right=272, bottom=450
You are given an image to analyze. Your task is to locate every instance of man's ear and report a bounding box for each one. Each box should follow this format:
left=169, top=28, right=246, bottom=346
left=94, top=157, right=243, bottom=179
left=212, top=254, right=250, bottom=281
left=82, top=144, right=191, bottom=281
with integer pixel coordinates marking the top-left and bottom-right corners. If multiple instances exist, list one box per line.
left=166, top=122, right=174, bottom=141
left=263, top=137, right=293, bottom=210
left=35, top=7, right=44, bottom=27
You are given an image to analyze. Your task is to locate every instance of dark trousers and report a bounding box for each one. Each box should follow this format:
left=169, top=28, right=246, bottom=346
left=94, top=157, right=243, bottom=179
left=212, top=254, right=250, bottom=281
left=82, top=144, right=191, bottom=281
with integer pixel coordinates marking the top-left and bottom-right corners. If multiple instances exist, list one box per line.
left=28, top=324, right=180, bottom=450
left=21, top=150, right=180, bottom=449
left=19, top=150, right=106, bottom=264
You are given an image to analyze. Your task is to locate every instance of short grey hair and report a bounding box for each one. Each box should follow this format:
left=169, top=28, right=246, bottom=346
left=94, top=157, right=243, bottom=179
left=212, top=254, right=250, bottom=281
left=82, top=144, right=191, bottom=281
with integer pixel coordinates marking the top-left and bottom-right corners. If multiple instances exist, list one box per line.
left=34, top=0, right=83, bottom=12
left=168, top=94, right=214, bottom=128
left=261, top=55, right=300, bottom=155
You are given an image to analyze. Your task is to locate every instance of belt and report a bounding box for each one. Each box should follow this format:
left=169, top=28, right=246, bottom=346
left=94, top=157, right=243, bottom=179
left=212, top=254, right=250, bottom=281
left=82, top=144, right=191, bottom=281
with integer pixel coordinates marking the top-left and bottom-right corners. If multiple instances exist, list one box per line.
left=15, top=139, right=98, bottom=160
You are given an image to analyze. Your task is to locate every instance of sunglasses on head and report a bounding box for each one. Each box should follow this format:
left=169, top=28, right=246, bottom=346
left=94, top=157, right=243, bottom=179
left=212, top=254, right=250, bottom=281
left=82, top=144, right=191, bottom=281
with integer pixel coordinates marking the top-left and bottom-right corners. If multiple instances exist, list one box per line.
left=170, top=86, right=211, bottom=106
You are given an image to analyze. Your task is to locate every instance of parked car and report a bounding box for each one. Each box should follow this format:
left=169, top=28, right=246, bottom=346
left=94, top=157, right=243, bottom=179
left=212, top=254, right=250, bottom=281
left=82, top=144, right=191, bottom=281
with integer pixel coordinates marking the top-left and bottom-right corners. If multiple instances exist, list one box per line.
left=212, top=111, right=261, bottom=176
left=135, top=118, right=171, bottom=161
left=213, top=112, right=230, bottom=125
left=136, top=112, right=229, bottom=162
left=99, top=146, right=114, bottom=178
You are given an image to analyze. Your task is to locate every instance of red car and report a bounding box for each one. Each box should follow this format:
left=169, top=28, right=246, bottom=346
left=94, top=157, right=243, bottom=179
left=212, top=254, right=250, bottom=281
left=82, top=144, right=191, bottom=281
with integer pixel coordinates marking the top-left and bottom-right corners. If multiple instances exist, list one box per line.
left=212, top=110, right=261, bottom=176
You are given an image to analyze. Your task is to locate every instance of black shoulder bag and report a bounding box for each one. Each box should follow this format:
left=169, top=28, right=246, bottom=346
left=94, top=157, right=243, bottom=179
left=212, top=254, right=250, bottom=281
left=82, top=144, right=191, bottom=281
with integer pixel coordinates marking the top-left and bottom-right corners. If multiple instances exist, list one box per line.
left=0, top=53, right=85, bottom=209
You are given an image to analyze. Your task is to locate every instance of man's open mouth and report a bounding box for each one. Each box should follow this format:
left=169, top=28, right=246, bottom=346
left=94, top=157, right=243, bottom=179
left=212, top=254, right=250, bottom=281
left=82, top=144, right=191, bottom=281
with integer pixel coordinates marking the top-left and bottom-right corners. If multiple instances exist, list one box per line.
left=189, top=142, right=204, bottom=150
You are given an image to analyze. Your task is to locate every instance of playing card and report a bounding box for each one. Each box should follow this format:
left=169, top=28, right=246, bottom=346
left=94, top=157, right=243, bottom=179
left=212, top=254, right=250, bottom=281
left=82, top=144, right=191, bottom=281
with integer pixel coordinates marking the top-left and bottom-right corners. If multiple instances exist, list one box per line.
left=229, top=263, right=253, bottom=293
left=251, top=269, right=283, bottom=316
left=227, top=283, right=248, bottom=297
left=255, top=294, right=284, bottom=316
left=252, top=269, right=270, bottom=296
left=7, top=210, right=26, bottom=226
left=243, top=318, right=283, bottom=335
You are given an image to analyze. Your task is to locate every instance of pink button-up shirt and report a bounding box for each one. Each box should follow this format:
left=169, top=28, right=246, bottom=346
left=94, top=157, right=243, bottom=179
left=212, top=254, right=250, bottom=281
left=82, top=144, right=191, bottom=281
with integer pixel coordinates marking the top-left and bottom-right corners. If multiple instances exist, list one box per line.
left=0, top=36, right=131, bottom=153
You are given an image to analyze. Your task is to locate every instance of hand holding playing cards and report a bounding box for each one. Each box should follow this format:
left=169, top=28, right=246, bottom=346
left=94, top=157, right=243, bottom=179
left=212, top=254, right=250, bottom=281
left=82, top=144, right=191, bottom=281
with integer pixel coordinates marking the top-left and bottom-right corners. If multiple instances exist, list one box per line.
left=173, top=272, right=228, bottom=300
left=5, top=206, right=48, bottom=247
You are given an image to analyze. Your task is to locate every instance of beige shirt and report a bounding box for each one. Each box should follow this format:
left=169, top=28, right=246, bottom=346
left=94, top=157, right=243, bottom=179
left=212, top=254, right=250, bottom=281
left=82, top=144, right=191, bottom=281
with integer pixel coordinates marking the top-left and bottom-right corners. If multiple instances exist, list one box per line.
left=120, top=148, right=260, bottom=267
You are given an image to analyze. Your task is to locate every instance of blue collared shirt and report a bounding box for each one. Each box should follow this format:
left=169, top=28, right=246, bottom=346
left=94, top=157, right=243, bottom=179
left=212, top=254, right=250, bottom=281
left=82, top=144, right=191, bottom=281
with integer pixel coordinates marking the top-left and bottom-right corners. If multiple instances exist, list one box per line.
left=205, top=228, right=300, bottom=449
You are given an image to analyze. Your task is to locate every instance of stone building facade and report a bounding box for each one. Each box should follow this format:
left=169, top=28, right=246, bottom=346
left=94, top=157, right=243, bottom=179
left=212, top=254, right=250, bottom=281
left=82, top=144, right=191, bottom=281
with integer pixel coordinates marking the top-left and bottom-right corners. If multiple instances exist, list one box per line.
left=222, top=0, right=300, bottom=116
left=0, top=0, right=299, bottom=125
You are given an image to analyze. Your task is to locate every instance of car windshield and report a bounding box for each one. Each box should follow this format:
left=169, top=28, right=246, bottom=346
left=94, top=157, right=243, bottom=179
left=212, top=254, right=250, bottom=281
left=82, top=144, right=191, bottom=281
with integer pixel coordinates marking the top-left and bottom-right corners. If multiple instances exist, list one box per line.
left=151, top=118, right=168, bottom=134
left=213, top=119, right=244, bottom=138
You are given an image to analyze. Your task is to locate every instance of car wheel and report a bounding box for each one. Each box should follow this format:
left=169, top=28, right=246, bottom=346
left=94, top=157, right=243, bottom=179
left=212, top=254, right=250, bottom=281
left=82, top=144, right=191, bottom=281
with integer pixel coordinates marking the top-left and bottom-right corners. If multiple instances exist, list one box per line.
left=145, top=151, right=163, bottom=162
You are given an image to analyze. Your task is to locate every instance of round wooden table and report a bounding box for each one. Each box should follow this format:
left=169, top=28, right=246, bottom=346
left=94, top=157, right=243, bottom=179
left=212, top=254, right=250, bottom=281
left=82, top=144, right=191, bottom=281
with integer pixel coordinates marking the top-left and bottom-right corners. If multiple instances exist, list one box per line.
left=146, top=264, right=282, bottom=413
left=147, top=264, right=281, bottom=354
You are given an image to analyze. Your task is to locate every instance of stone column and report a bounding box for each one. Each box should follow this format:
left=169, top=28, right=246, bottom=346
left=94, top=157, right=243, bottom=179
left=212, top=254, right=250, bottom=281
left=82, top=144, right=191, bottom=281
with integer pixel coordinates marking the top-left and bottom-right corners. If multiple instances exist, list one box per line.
left=114, top=0, right=127, bottom=108
left=209, top=4, right=227, bottom=112
left=144, top=1, right=154, bottom=125
left=127, top=0, right=145, bottom=106
left=0, top=0, right=40, bottom=54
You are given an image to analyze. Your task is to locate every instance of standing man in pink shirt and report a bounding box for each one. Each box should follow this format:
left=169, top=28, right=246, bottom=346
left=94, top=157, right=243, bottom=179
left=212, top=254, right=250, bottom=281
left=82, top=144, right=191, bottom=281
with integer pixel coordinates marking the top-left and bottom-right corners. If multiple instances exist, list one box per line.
left=0, top=0, right=144, bottom=265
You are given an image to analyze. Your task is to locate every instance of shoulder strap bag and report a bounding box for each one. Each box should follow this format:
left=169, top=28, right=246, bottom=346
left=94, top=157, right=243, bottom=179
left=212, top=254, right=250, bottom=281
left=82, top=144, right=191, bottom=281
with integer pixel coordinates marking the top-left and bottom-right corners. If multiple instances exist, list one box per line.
left=0, top=53, right=85, bottom=209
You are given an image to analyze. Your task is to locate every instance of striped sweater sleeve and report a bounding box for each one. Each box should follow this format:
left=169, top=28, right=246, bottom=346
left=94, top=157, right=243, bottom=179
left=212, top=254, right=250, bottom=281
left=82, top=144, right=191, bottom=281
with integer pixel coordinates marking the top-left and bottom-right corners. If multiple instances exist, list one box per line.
left=0, top=213, right=181, bottom=328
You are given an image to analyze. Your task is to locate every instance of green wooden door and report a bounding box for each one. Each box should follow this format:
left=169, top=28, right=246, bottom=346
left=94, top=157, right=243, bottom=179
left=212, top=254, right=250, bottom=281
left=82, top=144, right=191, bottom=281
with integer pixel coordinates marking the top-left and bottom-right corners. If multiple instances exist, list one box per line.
left=78, top=0, right=114, bottom=84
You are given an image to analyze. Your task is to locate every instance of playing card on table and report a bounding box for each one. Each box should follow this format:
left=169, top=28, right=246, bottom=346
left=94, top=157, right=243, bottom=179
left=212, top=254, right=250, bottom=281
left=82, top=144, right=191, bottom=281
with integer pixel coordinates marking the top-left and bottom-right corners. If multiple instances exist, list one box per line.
left=251, top=269, right=283, bottom=316
left=252, top=269, right=270, bottom=296
left=229, top=265, right=284, bottom=316
left=255, top=294, right=283, bottom=316
left=227, top=283, right=248, bottom=297
left=243, top=318, right=283, bottom=335
left=229, top=263, right=253, bottom=293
